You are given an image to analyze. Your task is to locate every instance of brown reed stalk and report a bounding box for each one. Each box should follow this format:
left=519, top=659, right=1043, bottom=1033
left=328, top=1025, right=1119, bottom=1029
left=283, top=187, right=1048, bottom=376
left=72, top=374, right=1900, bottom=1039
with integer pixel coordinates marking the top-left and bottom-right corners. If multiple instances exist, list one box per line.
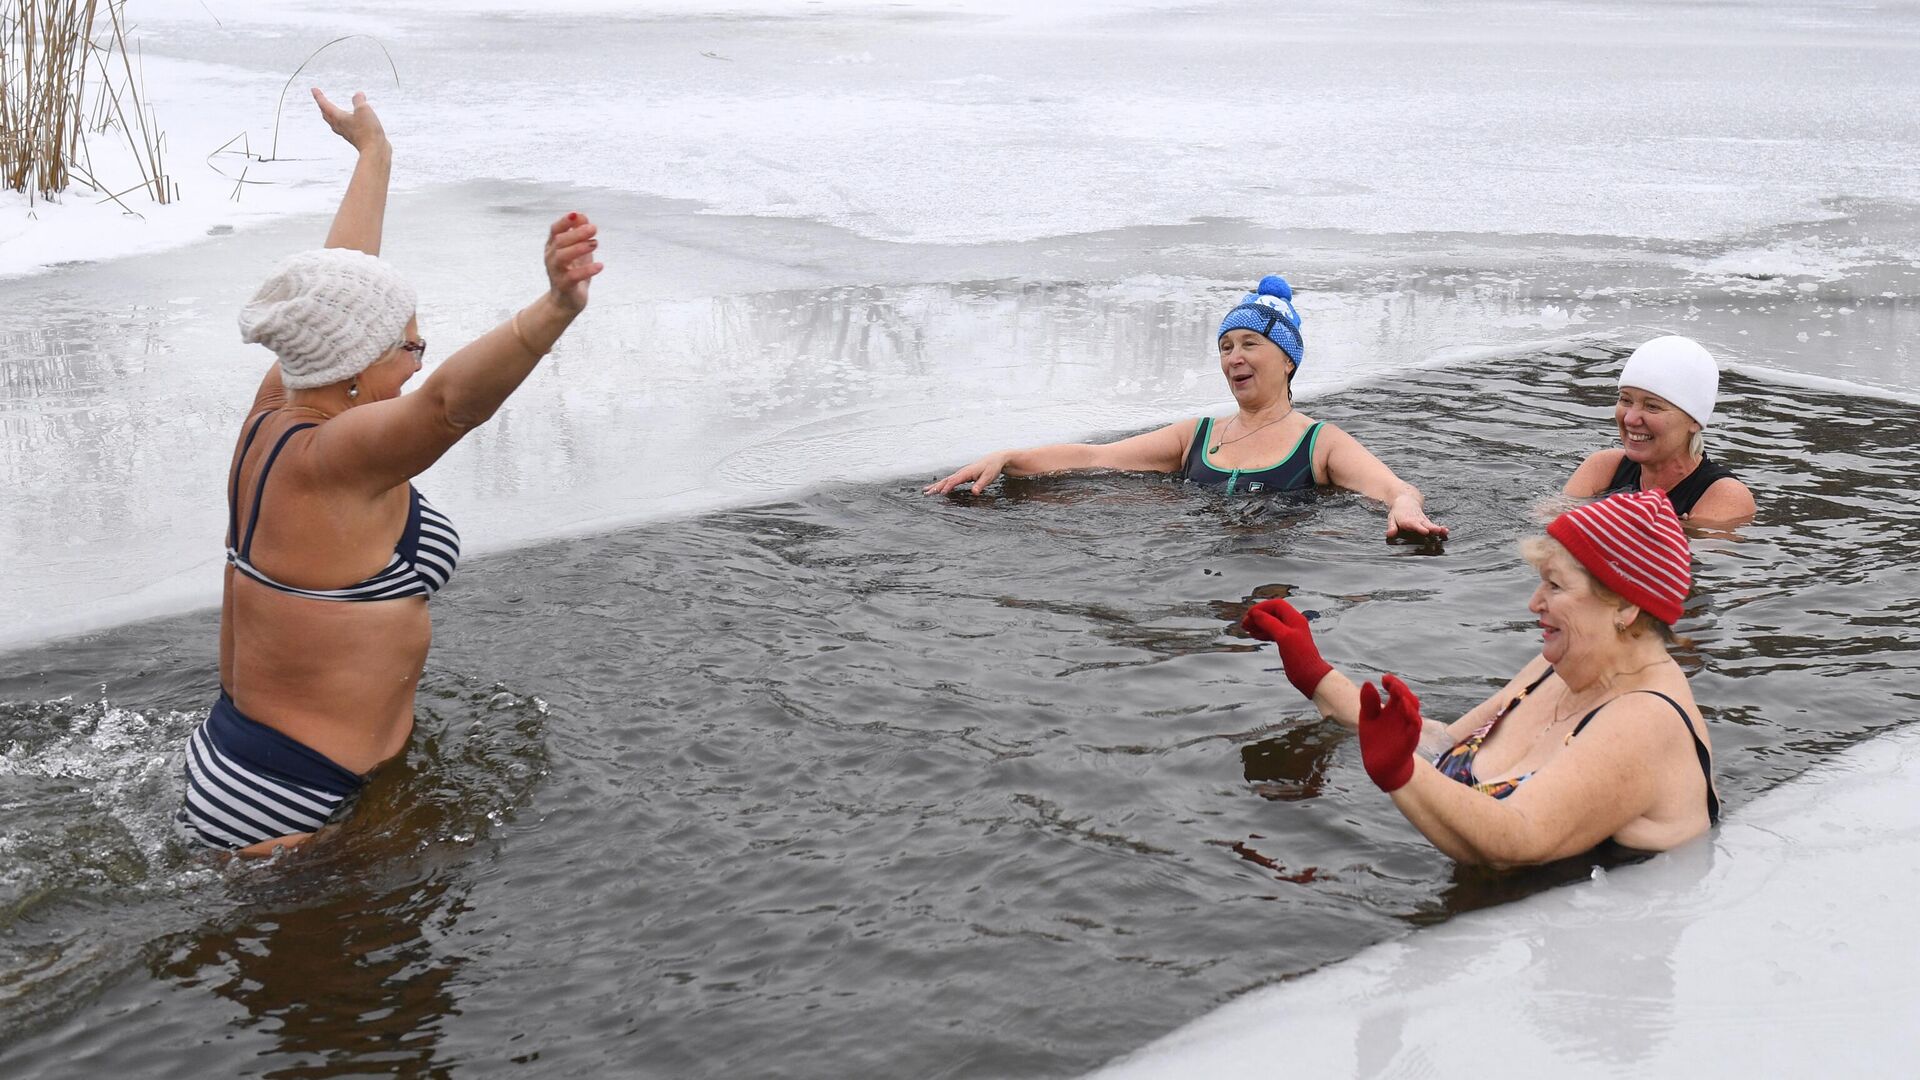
left=2, top=0, right=171, bottom=205
left=89, top=0, right=167, bottom=203
left=0, top=0, right=100, bottom=201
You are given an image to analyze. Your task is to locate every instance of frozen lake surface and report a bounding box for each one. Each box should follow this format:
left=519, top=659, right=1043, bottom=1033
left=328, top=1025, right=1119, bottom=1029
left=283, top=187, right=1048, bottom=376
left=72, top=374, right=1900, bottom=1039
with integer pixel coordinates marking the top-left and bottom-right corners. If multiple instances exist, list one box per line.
left=3, top=0, right=1918, bottom=1074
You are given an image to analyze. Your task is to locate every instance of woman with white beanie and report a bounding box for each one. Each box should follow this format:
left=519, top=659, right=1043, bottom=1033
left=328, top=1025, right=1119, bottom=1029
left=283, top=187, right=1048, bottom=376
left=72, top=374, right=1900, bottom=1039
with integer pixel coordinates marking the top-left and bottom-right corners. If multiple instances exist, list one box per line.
left=177, top=89, right=604, bottom=854
left=1564, top=335, right=1754, bottom=523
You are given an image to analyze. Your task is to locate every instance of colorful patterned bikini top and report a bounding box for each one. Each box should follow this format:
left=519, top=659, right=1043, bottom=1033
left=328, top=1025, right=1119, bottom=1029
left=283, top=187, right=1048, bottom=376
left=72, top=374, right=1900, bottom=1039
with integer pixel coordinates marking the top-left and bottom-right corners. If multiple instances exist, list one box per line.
left=1432, top=667, right=1559, bottom=799
left=1433, top=666, right=1721, bottom=822
left=226, top=411, right=461, bottom=601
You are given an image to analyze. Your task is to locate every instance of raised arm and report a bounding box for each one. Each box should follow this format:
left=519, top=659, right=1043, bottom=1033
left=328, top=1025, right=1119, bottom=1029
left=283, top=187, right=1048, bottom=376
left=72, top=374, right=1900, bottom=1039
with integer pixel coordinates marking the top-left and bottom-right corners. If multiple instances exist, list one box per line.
left=1317, top=424, right=1447, bottom=539
left=312, top=89, right=391, bottom=255
left=923, top=419, right=1196, bottom=495
left=312, top=212, right=604, bottom=493
left=1241, top=598, right=1455, bottom=754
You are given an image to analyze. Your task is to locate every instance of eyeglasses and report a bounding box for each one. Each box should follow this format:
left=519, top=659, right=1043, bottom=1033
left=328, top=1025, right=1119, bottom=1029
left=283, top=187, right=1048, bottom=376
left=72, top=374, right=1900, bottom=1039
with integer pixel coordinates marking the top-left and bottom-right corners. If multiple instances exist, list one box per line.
left=398, top=338, right=427, bottom=361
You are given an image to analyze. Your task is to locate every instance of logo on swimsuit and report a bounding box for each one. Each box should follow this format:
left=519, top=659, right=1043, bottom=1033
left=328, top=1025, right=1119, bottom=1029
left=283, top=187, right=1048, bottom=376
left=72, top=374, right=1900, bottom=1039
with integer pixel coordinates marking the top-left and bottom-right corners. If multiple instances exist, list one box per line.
left=1245, top=482, right=1266, bottom=493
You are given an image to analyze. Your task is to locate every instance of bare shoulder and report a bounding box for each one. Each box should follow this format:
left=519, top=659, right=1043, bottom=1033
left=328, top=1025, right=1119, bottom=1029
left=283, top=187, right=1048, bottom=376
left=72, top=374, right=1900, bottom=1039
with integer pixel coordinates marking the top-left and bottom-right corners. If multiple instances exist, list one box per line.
left=1685, top=475, right=1756, bottom=525
left=1306, top=415, right=1349, bottom=457
left=1564, top=447, right=1626, bottom=496
left=1573, top=687, right=1703, bottom=750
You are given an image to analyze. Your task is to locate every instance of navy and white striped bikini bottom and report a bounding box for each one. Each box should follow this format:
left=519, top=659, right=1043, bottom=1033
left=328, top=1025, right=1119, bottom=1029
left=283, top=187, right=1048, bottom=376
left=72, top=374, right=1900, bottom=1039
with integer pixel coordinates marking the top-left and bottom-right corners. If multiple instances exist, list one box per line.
left=175, top=692, right=365, bottom=851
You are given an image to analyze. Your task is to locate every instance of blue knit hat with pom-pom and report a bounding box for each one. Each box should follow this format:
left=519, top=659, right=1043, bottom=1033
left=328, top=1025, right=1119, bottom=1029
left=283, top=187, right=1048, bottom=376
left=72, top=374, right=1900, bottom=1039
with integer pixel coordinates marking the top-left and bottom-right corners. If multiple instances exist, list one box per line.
left=1217, top=275, right=1304, bottom=366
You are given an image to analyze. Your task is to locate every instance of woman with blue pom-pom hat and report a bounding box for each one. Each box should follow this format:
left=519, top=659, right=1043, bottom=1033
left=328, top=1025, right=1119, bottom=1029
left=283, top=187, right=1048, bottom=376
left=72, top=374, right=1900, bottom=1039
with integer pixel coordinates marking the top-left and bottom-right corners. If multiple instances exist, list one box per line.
left=924, top=275, right=1447, bottom=540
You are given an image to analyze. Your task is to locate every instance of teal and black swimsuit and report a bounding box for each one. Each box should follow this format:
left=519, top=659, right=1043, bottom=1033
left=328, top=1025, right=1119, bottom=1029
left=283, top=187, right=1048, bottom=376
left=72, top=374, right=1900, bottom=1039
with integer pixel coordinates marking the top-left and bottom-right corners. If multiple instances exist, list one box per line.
left=1178, top=417, right=1324, bottom=495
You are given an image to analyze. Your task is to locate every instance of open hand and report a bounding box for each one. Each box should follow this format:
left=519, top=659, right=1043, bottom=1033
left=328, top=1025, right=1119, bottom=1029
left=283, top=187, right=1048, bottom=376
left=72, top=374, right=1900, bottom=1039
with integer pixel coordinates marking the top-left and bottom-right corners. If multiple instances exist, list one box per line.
left=311, top=88, right=387, bottom=153
left=924, top=452, right=1013, bottom=496
left=1241, top=598, right=1333, bottom=699
left=1386, top=493, right=1448, bottom=541
left=1358, top=673, right=1423, bottom=793
left=546, top=212, right=603, bottom=313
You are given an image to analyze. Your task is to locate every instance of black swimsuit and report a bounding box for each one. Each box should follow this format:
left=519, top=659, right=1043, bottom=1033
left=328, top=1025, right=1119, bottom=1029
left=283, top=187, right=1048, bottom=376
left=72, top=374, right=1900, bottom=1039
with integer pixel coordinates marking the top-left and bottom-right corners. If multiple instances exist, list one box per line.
left=1604, top=453, right=1738, bottom=517
left=1179, top=417, right=1323, bottom=495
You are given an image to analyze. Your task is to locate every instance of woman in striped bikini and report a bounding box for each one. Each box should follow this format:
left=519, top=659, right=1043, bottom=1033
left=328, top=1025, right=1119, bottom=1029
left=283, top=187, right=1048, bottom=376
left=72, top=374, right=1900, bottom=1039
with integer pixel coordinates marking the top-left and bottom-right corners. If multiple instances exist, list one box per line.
left=923, top=276, right=1446, bottom=541
left=1244, top=489, right=1718, bottom=863
left=177, top=88, right=604, bottom=854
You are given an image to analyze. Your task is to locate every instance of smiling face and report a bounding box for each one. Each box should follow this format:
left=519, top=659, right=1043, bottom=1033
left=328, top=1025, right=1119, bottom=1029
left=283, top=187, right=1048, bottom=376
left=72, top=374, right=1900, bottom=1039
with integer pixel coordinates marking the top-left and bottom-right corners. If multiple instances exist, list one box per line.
left=1616, top=385, right=1700, bottom=466
left=1526, top=543, right=1624, bottom=666
left=1217, top=329, right=1295, bottom=408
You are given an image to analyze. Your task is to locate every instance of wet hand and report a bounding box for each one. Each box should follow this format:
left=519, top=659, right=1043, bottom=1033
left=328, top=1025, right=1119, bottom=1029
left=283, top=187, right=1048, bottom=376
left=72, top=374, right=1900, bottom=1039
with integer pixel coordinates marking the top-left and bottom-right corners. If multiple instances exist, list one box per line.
left=924, top=453, right=1011, bottom=496
left=546, top=212, right=603, bottom=312
left=1358, top=673, right=1423, bottom=793
left=311, top=88, right=388, bottom=153
left=1386, top=494, right=1448, bottom=541
left=1242, top=598, right=1334, bottom=698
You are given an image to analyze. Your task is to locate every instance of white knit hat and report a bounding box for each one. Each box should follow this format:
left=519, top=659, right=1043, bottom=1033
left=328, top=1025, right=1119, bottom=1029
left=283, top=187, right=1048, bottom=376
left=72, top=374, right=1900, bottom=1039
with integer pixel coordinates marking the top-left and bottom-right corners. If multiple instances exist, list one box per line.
left=1618, top=335, right=1717, bottom=426
left=238, top=248, right=417, bottom=389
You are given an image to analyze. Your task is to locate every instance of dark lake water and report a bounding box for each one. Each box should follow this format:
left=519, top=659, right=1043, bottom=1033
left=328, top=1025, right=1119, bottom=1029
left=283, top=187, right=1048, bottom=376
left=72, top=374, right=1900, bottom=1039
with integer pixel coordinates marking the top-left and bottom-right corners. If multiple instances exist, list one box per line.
left=3, top=349, right=1917, bottom=1078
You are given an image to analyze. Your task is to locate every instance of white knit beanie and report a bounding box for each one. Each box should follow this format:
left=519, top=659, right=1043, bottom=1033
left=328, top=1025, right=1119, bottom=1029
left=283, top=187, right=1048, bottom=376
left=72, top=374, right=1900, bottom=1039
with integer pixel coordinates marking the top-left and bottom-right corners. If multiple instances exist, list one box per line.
left=238, top=248, right=417, bottom=389
left=1618, top=335, right=1717, bottom=426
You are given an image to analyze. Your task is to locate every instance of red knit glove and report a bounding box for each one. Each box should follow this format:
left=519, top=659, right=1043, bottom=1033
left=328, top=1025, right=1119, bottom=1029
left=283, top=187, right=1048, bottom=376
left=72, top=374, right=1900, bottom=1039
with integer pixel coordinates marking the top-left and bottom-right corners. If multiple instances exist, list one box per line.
left=1242, top=598, right=1333, bottom=699
left=1358, top=674, right=1423, bottom=793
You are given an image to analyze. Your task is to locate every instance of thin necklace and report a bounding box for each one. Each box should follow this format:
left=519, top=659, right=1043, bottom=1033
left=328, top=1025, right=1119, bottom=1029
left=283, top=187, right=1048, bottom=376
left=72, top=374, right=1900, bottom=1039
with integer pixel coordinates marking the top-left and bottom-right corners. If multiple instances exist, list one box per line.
left=1535, top=655, right=1673, bottom=748
left=280, top=404, right=338, bottom=420
left=1210, top=406, right=1295, bottom=453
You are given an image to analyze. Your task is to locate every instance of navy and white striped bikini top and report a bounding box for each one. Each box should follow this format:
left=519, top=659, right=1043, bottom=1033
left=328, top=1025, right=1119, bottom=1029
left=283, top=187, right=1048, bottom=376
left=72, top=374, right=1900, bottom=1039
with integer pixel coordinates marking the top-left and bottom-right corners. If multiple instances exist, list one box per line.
left=226, top=411, right=460, bottom=602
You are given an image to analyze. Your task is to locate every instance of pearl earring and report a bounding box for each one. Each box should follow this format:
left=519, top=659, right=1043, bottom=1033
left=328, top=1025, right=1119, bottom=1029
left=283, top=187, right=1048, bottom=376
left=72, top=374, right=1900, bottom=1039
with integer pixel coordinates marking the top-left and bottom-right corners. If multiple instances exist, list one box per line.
left=347, top=379, right=359, bottom=401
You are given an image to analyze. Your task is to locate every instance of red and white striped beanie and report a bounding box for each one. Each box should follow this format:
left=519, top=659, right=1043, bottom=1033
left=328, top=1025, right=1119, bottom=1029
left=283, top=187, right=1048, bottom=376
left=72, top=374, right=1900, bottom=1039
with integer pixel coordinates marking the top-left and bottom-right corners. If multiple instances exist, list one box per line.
left=1546, top=489, right=1692, bottom=625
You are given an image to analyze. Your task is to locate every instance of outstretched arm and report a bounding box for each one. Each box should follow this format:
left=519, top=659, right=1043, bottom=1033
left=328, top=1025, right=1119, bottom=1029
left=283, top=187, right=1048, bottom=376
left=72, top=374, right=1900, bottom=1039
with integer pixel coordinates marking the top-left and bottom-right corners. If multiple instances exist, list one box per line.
left=313, top=212, right=604, bottom=493
left=1317, top=424, right=1447, bottom=539
left=1242, top=598, right=1455, bottom=753
left=923, top=419, right=1195, bottom=495
left=312, top=89, right=391, bottom=255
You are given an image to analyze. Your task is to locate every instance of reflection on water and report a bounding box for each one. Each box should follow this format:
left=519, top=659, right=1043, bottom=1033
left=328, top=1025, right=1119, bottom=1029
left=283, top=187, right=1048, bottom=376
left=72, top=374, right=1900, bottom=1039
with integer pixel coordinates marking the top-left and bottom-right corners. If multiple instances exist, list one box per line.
left=1, top=348, right=1915, bottom=1079
left=154, top=872, right=469, bottom=1079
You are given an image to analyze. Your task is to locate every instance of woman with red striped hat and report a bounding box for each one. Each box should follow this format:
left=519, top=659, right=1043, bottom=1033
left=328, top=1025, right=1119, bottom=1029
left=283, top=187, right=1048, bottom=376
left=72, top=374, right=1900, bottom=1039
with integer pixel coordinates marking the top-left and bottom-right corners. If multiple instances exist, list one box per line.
left=1243, top=489, right=1719, bottom=863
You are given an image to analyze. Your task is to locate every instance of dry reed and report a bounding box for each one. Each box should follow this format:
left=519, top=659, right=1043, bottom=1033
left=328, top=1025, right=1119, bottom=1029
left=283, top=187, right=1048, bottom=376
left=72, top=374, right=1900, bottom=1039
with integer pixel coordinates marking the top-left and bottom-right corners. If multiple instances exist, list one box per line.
left=1, top=0, right=170, bottom=207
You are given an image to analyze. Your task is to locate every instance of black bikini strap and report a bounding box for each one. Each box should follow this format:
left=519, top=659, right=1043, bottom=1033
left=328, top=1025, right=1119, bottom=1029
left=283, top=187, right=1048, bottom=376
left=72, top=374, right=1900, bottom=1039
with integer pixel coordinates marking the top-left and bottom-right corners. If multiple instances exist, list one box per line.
left=227, top=411, right=276, bottom=549
left=238, top=422, right=318, bottom=560
left=1569, top=689, right=1720, bottom=823
left=1643, top=690, right=1721, bottom=824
